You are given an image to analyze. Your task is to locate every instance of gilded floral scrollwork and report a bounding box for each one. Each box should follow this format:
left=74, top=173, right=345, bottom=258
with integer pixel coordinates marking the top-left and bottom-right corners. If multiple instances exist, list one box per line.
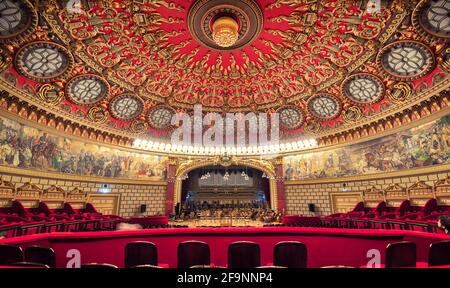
left=36, top=84, right=64, bottom=106
left=87, top=107, right=109, bottom=124
left=386, top=82, right=412, bottom=104
left=0, top=46, right=12, bottom=73
left=343, top=106, right=363, bottom=123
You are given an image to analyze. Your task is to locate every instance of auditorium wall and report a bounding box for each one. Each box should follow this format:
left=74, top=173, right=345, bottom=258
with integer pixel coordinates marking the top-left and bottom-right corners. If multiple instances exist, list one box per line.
left=284, top=114, right=450, bottom=216
left=0, top=170, right=167, bottom=217
left=0, top=114, right=168, bottom=217
left=285, top=167, right=450, bottom=216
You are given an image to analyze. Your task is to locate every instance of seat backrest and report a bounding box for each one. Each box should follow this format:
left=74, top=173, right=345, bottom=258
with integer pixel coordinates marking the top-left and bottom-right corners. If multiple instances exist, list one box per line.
left=386, top=241, right=416, bottom=268
left=11, top=200, right=27, bottom=218
left=429, top=241, right=450, bottom=267
left=398, top=200, right=411, bottom=216
left=352, top=202, right=365, bottom=212
left=178, top=241, right=210, bottom=268
left=81, top=263, right=118, bottom=268
left=9, top=262, right=49, bottom=268
left=84, top=203, right=99, bottom=214
left=0, top=244, right=23, bottom=265
left=131, top=264, right=161, bottom=268
left=273, top=241, right=307, bottom=268
left=190, top=265, right=226, bottom=268
left=228, top=241, right=260, bottom=268
left=63, top=203, right=75, bottom=215
left=37, top=202, right=51, bottom=217
left=321, top=266, right=355, bottom=268
left=25, top=246, right=56, bottom=268
left=375, top=201, right=387, bottom=214
left=124, top=241, right=158, bottom=268
left=421, top=198, right=438, bottom=216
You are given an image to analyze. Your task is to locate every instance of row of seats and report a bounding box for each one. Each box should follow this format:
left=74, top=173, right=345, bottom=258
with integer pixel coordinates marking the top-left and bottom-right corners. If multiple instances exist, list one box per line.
left=0, top=200, right=128, bottom=238
left=277, top=198, right=450, bottom=234
left=2, top=240, right=449, bottom=268
left=328, top=198, right=450, bottom=221
left=0, top=201, right=121, bottom=223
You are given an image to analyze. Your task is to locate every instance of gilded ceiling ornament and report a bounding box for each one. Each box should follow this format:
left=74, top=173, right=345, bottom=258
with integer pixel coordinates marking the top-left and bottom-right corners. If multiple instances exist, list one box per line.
left=386, top=82, right=413, bottom=104
left=413, top=0, right=450, bottom=39
left=307, top=94, right=342, bottom=120
left=0, top=0, right=38, bottom=42
left=303, top=121, right=321, bottom=134
left=277, top=106, right=304, bottom=129
left=147, top=105, right=175, bottom=130
left=343, top=106, right=363, bottom=123
left=438, top=47, right=450, bottom=71
left=87, top=107, right=109, bottom=124
left=0, top=45, right=12, bottom=72
left=130, top=120, right=148, bottom=134
left=187, top=0, right=263, bottom=51
left=109, top=94, right=144, bottom=121
left=36, top=83, right=64, bottom=106
left=65, top=74, right=109, bottom=106
left=377, top=40, right=435, bottom=81
left=341, top=73, right=385, bottom=106
left=14, top=41, right=74, bottom=82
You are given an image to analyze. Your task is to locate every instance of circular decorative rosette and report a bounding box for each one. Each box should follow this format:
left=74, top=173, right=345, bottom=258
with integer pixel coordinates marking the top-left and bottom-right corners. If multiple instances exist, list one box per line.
left=109, top=94, right=144, bottom=121
left=277, top=106, right=304, bottom=129
left=66, top=74, right=109, bottom=106
left=307, top=94, right=342, bottom=120
left=341, top=74, right=385, bottom=106
left=187, top=0, right=263, bottom=51
left=414, top=0, right=450, bottom=38
left=0, top=0, right=37, bottom=41
left=147, top=105, right=175, bottom=130
left=14, top=41, right=74, bottom=82
left=377, top=41, right=435, bottom=81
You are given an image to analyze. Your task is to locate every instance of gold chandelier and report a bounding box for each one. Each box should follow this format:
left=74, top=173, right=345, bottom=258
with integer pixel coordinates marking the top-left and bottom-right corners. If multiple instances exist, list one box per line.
left=212, top=16, right=239, bottom=47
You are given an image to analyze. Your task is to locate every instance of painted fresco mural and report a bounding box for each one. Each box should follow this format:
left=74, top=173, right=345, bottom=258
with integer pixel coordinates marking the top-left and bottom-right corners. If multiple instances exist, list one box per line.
left=0, top=116, right=167, bottom=180
left=284, top=115, right=450, bottom=180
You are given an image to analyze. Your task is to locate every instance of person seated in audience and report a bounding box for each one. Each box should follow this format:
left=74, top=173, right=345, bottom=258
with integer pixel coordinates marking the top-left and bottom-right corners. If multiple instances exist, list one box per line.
left=437, top=215, right=450, bottom=235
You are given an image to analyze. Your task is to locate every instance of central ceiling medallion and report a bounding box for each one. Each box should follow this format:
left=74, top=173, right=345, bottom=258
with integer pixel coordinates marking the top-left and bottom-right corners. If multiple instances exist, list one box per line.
left=188, top=0, right=263, bottom=51
left=212, top=16, right=239, bottom=47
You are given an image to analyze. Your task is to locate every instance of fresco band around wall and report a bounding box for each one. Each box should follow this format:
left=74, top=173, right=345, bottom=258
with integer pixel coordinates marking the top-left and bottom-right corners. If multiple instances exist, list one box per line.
left=284, top=115, right=450, bottom=181
left=0, top=116, right=167, bottom=180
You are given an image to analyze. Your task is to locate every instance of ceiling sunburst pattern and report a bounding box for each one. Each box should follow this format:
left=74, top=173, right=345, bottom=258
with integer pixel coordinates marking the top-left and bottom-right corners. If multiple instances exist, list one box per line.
left=0, top=0, right=449, bottom=146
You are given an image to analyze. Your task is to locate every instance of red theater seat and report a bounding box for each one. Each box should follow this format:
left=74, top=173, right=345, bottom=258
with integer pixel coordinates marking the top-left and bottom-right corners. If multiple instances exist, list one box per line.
left=228, top=241, right=260, bottom=268
left=428, top=241, right=450, bottom=267
left=386, top=241, right=416, bottom=268
left=81, top=263, right=118, bottom=268
left=190, top=265, right=226, bottom=268
left=364, top=201, right=387, bottom=219
left=9, top=262, right=50, bottom=268
left=25, top=246, right=56, bottom=268
left=131, top=264, right=161, bottom=268
left=0, top=244, right=23, bottom=265
left=273, top=241, right=307, bottom=268
left=125, top=241, right=158, bottom=268
left=178, top=241, right=210, bottom=268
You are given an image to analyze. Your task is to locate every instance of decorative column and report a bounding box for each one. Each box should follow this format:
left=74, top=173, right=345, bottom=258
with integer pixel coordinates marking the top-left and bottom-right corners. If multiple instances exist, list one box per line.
left=165, top=158, right=178, bottom=215
left=273, top=157, right=286, bottom=214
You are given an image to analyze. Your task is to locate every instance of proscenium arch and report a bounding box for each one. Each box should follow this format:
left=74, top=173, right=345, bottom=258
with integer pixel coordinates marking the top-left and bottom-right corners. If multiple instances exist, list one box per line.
left=174, top=159, right=278, bottom=210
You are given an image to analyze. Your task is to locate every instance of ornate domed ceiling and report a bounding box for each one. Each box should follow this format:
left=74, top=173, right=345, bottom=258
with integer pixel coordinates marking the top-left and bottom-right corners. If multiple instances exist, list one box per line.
left=0, top=0, right=449, bottom=148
